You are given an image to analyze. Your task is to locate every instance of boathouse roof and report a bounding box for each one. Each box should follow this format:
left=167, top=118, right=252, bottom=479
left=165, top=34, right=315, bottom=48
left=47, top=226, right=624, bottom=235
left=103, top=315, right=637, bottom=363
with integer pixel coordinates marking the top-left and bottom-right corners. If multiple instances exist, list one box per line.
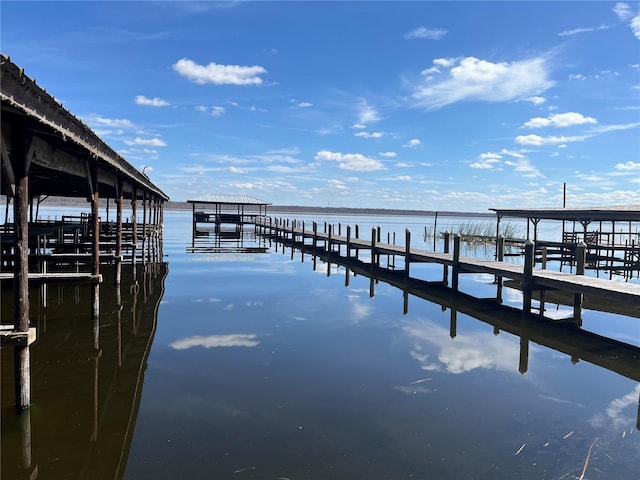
left=1, top=54, right=168, bottom=202
left=187, top=194, right=271, bottom=206
left=490, top=206, right=640, bottom=222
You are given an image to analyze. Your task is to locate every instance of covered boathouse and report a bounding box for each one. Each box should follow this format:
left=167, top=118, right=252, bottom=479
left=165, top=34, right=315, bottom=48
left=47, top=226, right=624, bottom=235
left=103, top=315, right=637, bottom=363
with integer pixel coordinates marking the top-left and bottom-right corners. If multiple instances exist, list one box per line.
left=491, top=206, right=640, bottom=279
left=1, top=54, right=169, bottom=409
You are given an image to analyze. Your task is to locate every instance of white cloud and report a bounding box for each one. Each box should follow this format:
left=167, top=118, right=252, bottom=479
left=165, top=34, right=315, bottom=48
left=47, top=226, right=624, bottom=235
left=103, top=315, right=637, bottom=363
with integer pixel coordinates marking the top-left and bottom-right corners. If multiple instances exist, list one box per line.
left=355, top=131, right=384, bottom=138
left=314, top=150, right=384, bottom=171
left=433, top=57, right=457, bottom=68
left=328, top=179, right=348, bottom=190
left=413, top=56, right=555, bottom=110
left=631, top=14, right=640, bottom=39
left=84, top=114, right=135, bottom=129
left=135, top=95, right=170, bottom=107
left=211, top=106, right=226, bottom=116
left=614, top=2, right=634, bottom=21
left=357, top=100, right=380, bottom=125
left=523, top=112, right=597, bottom=128
left=526, top=96, right=547, bottom=105
left=404, top=139, right=421, bottom=147
left=170, top=334, right=259, bottom=350
left=615, top=161, right=640, bottom=170
left=504, top=158, right=543, bottom=177
left=297, top=101, right=313, bottom=108
left=478, top=152, right=502, bottom=160
left=471, top=153, right=501, bottom=169
left=514, top=134, right=586, bottom=146
left=125, top=137, right=168, bottom=147
left=500, top=148, right=526, bottom=159
left=172, top=57, right=267, bottom=85
left=379, top=151, right=397, bottom=158
left=351, top=123, right=367, bottom=129
left=404, top=26, right=448, bottom=40
left=558, top=24, right=611, bottom=36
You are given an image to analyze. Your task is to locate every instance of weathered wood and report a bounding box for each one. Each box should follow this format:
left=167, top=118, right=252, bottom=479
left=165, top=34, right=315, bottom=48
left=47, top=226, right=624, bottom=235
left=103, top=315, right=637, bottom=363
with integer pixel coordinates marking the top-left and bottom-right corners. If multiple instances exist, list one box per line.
left=523, top=240, right=535, bottom=314
left=0, top=326, right=37, bottom=347
left=255, top=217, right=640, bottom=317
left=12, top=124, right=31, bottom=410
left=452, top=234, right=461, bottom=292
left=116, top=180, right=123, bottom=285
left=0, top=272, right=102, bottom=282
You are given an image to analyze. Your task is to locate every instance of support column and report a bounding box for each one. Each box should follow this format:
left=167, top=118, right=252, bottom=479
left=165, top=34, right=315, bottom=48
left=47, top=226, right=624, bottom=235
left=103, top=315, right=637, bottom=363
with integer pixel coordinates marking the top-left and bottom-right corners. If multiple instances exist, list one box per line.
left=13, top=127, right=31, bottom=410
left=89, top=164, right=100, bottom=319
left=115, top=179, right=123, bottom=285
left=142, top=191, right=148, bottom=264
left=131, top=189, right=138, bottom=267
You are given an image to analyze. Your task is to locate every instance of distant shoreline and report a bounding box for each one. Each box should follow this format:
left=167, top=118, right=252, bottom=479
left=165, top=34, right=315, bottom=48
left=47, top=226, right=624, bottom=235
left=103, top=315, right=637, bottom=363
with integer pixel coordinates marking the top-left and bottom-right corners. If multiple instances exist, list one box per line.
left=0, top=197, right=496, bottom=218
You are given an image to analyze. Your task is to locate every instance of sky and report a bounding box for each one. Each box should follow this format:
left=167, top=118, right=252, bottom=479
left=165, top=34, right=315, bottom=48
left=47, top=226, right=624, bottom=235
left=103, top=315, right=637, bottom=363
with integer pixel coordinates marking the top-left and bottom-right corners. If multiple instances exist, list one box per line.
left=1, top=1, right=639, bottom=212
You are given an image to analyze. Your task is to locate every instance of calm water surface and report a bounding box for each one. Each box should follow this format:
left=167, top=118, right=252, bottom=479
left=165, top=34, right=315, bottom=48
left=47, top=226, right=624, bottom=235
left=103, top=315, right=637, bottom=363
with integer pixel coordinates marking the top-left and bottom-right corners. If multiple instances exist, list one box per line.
left=2, top=209, right=639, bottom=479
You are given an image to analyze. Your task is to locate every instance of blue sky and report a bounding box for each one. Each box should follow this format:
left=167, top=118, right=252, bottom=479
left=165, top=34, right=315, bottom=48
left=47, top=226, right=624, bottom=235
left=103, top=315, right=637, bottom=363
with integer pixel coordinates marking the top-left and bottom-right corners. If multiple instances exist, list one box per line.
left=2, top=1, right=639, bottom=211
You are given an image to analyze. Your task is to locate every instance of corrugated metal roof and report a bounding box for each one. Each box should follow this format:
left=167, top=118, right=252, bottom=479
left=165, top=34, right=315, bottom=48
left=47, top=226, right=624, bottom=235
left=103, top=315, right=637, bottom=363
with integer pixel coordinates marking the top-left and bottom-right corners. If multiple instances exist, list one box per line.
left=490, top=206, right=640, bottom=222
left=187, top=194, right=271, bottom=205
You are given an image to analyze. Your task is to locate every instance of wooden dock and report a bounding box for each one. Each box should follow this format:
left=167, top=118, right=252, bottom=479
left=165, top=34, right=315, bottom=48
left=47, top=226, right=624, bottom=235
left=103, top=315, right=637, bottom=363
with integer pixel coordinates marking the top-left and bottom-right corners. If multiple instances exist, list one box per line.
left=1, top=54, right=168, bottom=410
left=255, top=218, right=640, bottom=323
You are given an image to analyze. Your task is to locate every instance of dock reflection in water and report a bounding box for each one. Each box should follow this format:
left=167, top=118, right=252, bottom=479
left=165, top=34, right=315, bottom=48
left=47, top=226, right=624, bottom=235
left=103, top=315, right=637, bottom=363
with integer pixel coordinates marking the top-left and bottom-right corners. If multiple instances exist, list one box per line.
left=1, top=262, right=167, bottom=480
left=313, top=246, right=640, bottom=427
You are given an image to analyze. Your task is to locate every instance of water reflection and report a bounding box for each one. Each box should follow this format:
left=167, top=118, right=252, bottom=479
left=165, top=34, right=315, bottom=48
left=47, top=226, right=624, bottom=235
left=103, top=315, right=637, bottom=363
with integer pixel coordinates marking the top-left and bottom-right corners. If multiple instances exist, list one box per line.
left=187, top=223, right=267, bottom=254
left=1, top=261, right=168, bottom=480
left=289, top=241, right=640, bottom=429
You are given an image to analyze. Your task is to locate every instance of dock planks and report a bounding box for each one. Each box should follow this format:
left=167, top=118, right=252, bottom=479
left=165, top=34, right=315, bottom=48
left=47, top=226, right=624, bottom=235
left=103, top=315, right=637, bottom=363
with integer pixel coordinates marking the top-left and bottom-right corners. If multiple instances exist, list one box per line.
left=255, top=218, right=640, bottom=313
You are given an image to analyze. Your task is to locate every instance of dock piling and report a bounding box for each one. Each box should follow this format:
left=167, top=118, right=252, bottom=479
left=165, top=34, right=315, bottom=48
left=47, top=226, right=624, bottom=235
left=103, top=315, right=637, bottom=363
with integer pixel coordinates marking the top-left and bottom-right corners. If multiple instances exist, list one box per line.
left=523, top=240, right=535, bottom=314
left=573, top=242, right=586, bottom=325
left=452, top=234, right=461, bottom=292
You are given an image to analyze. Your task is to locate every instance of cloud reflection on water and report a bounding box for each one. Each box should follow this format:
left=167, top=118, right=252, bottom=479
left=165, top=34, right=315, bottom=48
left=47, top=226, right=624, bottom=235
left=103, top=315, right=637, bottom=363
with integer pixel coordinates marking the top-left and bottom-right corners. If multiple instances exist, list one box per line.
left=170, top=333, right=260, bottom=350
left=404, top=320, right=522, bottom=374
left=590, top=383, right=640, bottom=431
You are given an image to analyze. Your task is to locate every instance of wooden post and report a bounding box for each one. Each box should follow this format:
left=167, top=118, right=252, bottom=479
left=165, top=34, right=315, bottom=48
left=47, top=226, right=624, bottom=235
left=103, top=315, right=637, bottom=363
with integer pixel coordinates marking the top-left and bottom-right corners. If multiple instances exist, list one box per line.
left=355, top=224, right=360, bottom=259
left=452, top=234, right=461, bottom=292
left=290, top=220, right=295, bottom=260
left=13, top=127, right=31, bottom=410
left=131, top=189, right=138, bottom=265
left=519, top=331, right=529, bottom=375
left=142, top=191, right=148, bottom=264
left=371, top=227, right=377, bottom=271
left=89, top=164, right=100, bottom=319
left=301, top=221, right=305, bottom=262
left=346, top=225, right=351, bottom=258
left=523, top=240, right=535, bottom=315
left=404, top=229, right=411, bottom=281
left=449, top=309, right=457, bottom=339
left=573, top=241, right=586, bottom=326
left=496, top=235, right=505, bottom=302
left=443, top=231, right=450, bottom=285
left=433, top=211, right=438, bottom=251
left=402, top=229, right=411, bottom=314
left=312, top=221, right=318, bottom=257
left=115, top=180, right=123, bottom=285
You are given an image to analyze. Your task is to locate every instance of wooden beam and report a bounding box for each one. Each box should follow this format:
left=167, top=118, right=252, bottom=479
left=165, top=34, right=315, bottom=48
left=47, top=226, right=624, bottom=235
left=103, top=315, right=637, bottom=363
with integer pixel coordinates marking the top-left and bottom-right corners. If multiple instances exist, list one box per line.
left=0, top=128, right=16, bottom=196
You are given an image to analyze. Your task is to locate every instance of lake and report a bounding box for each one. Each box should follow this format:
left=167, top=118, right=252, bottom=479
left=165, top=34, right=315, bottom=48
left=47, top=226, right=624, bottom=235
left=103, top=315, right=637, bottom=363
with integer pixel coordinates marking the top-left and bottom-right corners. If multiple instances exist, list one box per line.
left=2, top=208, right=639, bottom=479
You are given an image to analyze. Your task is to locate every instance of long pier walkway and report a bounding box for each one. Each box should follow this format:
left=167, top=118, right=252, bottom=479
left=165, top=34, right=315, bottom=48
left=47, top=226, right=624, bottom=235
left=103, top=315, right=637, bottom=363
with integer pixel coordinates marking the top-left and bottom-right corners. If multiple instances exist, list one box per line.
left=255, top=218, right=640, bottom=323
